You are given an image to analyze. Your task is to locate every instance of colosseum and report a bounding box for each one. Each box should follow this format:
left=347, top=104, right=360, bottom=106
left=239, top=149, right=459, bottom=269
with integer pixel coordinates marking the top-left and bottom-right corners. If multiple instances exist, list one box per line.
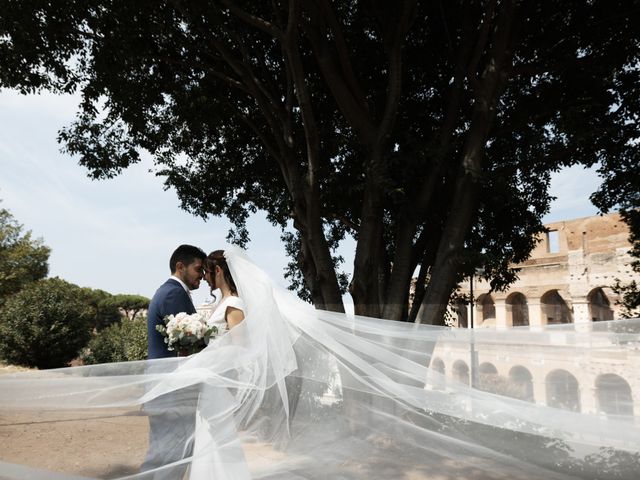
left=452, top=212, right=639, bottom=329
left=425, top=212, right=640, bottom=421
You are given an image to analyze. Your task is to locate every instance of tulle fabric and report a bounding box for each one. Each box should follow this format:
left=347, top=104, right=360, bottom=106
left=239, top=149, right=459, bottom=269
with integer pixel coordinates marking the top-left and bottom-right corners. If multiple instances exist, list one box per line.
left=0, top=246, right=638, bottom=479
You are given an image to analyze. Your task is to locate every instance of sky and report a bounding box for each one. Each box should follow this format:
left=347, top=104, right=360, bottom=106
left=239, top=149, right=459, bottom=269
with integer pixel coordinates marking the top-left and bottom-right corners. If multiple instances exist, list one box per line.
left=0, top=90, right=602, bottom=307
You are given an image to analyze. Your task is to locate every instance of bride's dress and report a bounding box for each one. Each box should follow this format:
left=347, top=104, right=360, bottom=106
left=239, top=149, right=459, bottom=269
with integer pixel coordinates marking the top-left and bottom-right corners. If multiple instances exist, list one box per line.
left=189, top=295, right=251, bottom=480
left=0, top=246, right=639, bottom=479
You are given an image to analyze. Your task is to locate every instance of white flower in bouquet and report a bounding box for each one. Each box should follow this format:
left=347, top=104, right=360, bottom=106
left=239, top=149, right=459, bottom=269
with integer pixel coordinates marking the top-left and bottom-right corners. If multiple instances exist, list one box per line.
left=156, top=312, right=218, bottom=354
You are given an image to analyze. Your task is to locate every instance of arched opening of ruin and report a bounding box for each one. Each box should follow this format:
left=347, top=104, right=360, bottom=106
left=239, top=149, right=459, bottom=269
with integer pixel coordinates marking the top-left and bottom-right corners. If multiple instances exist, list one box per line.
left=546, top=369, right=581, bottom=412
left=509, top=366, right=534, bottom=402
left=428, top=357, right=446, bottom=390
left=506, top=292, right=529, bottom=327
left=479, top=363, right=498, bottom=375
left=588, top=288, right=614, bottom=321
left=452, top=360, right=470, bottom=385
left=595, top=373, right=634, bottom=417
left=476, top=294, right=496, bottom=326
left=540, top=290, right=573, bottom=324
left=430, top=358, right=445, bottom=375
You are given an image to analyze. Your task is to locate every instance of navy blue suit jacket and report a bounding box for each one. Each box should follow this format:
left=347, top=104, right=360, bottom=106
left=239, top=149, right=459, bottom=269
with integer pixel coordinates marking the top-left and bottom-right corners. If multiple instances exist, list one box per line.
left=147, top=279, right=197, bottom=359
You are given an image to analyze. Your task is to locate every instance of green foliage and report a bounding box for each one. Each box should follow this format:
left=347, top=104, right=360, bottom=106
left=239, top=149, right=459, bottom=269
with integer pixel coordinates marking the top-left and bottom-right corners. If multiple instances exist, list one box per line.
left=580, top=447, right=640, bottom=479
left=1, top=2, right=639, bottom=319
left=81, top=317, right=147, bottom=364
left=111, top=294, right=150, bottom=320
left=0, top=205, right=50, bottom=306
left=612, top=279, right=640, bottom=318
left=424, top=412, right=640, bottom=479
left=476, top=373, right=529, bottom=400
left=0, top=278, right=93, bottom=369
left=78, top=290, right=150, bottom=330
left=80, top=288, right=123, bottom=331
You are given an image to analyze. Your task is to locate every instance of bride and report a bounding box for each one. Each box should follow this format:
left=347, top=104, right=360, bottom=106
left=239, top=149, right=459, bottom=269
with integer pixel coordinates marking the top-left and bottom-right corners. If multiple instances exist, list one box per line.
left=0, top=246, right=639, bottom=479
left=203, top=250, right=246, bottom=335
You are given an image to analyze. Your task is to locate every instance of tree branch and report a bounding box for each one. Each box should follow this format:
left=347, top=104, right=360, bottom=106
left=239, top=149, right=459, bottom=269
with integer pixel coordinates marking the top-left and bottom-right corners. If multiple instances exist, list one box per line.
left=377, top=0, right=417, bottom=143
left=467, top=0, right=498, bottom=92
left=221, top=0, right=282, bottom=39
left=329, top=213, right=360, bottom=232
left=302, top=3, right=376, bottom=143
left=314, top=0, right=370, bottom=115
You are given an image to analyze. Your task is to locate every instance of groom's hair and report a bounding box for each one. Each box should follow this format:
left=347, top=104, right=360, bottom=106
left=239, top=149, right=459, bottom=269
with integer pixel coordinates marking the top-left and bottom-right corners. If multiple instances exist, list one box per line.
left=170, top=244, right=206, bottom=273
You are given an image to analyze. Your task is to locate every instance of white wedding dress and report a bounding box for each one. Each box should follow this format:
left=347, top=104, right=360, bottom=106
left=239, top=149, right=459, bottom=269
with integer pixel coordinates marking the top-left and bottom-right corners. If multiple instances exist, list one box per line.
left=205, top=295, right=246, bottom=337
left=0, top=246, right=639, bottom=479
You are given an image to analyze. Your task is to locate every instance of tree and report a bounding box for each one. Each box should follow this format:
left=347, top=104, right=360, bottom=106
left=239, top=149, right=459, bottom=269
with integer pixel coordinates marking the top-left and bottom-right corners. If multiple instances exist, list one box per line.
left=79, top=290, right=150, bottom=329
left=2, top=1, right=638, bottom=323
left=80, top=288, right=123, bottom=331
left=0, top=277, right=93, bottom=369
left=0, top=203, right=50, bottom=305
left=111, top=294, right=150, bottom=321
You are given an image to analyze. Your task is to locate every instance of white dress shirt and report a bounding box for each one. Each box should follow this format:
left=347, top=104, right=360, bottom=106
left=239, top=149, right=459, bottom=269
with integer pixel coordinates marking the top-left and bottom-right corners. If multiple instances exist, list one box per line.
left=170, top=275, right=193, bottom=301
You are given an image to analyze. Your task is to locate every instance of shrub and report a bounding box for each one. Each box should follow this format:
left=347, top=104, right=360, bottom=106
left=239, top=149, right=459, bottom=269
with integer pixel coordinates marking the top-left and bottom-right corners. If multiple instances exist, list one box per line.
left=477, top=372, right=530, bottom=399
left=81, top=316, right=147, bottom=364
left=0, top=277, right=93, bottom=369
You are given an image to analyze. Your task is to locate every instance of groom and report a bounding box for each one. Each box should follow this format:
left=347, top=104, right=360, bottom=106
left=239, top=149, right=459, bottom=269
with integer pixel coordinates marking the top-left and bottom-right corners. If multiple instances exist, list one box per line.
left=142, top=244, right=206, bottom=478
left=147, top=244, right=206, bottom=359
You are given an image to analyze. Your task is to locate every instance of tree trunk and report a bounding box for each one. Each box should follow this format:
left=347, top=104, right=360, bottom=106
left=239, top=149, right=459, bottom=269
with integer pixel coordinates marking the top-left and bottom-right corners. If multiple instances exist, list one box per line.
left=418, top=0, right=515, bottom=325
left=382, top=218, right=415, bottom=321
left=352, top=149, right=386, bottom=318
left=417, top=168, right=481, bottom=325
left=304, top=202, right=346, bottom=313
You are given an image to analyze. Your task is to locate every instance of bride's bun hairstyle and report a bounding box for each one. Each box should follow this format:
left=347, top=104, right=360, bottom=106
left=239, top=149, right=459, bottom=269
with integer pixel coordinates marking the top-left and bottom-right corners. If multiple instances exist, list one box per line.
left=206, top=250, right=238, bottom=295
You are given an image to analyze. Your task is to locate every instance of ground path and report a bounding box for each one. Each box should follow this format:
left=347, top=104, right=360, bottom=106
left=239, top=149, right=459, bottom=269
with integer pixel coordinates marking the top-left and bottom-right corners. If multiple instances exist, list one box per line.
left=0, top=364, right=565, bottom=480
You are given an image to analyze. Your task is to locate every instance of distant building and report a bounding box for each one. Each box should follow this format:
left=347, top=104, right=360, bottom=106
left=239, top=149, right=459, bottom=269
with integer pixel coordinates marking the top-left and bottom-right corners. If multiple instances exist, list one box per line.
left=196, top=299, right=217, bottom=318
left=449, top=212, right=639, bottom=329
left=425, top=213, right=640, bottom=418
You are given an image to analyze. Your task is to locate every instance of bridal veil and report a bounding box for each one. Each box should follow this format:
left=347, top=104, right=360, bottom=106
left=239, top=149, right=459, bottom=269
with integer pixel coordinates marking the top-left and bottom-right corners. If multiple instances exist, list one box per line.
left=0, top=246, right=638, bottom=479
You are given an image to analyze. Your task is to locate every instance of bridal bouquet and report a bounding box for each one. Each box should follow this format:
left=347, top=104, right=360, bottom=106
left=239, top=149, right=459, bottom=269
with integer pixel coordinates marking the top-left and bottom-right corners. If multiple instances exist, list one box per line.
left=156, top=312, right=218, bottom=355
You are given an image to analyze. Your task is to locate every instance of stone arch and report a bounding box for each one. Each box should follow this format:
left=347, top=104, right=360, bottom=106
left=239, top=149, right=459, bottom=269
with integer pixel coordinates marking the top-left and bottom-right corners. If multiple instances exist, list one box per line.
left=476, top=294, right=496, bottom=326
left=540, top=290, right=573, bottom=324
left=506, top=292, right=529, bottom=327
left=479, top=362, right=498, bottom=375
left=430, top=357, right=445, bottom=375
left=595, top=374, right=634, bottom=417
left=588, top=287, right=614, bottom=321
left=477, top=362, right=500, bottom=393
left=509, top=366, right=534, bottom=402
left=546, top=369, right=580, bottom=412
left=452, top=360, right=470, bottom=385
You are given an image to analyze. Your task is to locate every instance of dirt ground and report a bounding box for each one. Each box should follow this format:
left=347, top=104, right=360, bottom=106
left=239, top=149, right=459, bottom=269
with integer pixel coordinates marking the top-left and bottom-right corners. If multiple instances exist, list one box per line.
left=0, top=364, right=558, bottom=480
left=0, top=407, right=539, bottom=480
left=0, top=364, right=145, bottom=477
left=0, top=408, right=148, bottom=478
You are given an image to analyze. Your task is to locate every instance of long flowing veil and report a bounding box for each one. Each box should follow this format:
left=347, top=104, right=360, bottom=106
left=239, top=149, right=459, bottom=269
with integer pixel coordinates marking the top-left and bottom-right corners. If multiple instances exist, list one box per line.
left=0, top=245, right=639, bottom=479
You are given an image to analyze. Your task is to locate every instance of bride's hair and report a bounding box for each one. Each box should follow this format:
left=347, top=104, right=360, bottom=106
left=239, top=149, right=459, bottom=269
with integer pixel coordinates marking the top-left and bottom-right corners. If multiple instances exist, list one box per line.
left=206, top=250, right=238, bottom=297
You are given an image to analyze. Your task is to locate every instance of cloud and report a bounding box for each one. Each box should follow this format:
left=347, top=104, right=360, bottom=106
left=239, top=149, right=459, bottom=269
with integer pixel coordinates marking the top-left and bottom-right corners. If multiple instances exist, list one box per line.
left=544, top=165, right=601, bottom=223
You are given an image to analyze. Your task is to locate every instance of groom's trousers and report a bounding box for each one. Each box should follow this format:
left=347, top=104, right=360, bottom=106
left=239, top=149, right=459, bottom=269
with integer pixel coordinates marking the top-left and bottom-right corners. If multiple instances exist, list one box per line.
left=141, top=386, right=199, bottom=480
